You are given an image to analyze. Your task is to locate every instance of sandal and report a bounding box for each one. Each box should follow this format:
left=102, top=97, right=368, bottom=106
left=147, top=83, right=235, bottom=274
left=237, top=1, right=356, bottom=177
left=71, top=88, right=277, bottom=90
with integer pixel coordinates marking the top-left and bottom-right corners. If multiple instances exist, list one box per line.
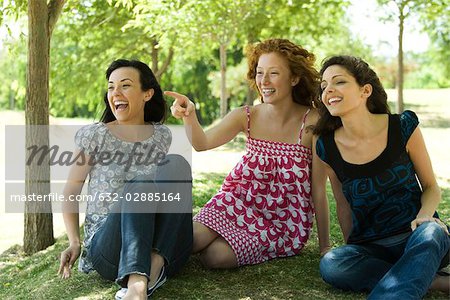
left=114, top=266, right=166, bottom=300
left=114, top=288, right=127, bottom=300
left=147, top=266, right=167, bottom=297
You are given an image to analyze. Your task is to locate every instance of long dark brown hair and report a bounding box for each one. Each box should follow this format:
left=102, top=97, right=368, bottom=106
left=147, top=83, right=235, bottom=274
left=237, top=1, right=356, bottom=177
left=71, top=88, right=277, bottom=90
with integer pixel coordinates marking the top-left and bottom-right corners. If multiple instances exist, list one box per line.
left=100, top=59, right=167, bottom=123
left=314, top=55, right=390, bottom=135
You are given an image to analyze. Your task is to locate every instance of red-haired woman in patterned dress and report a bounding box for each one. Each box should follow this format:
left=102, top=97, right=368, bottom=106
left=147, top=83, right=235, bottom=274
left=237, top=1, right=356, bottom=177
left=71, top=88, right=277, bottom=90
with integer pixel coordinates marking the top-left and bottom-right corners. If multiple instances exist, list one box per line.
left=166, top=38, right=330, bottom=268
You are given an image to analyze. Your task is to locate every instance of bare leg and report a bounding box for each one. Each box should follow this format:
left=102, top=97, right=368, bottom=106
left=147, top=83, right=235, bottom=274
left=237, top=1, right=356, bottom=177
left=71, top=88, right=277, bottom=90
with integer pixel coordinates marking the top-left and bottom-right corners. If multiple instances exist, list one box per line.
left=199, top=237, right=238, bottom=269
left=429, top=274, right=450, bottom=294
left=123, top=274, right=147, bottom=300
left=192, top=222, right=219, bottom=253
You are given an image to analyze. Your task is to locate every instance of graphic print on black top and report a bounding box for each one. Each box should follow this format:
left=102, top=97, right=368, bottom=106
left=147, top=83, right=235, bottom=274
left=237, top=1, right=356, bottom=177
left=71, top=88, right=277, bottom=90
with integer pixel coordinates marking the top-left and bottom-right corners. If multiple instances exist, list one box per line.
left=316, top=110, right=423, bottom=244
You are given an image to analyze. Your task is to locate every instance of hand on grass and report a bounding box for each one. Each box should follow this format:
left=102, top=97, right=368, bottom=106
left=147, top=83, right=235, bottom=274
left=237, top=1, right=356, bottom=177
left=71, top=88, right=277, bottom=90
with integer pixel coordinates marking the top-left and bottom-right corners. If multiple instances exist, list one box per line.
left=58, top=244, right=81, bottom=279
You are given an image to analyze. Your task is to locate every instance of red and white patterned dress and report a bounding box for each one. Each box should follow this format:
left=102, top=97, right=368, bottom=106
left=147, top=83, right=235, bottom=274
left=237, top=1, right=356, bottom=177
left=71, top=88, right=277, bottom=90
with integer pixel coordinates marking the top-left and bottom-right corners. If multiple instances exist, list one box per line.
left=194, top=106, right=314, bottom=266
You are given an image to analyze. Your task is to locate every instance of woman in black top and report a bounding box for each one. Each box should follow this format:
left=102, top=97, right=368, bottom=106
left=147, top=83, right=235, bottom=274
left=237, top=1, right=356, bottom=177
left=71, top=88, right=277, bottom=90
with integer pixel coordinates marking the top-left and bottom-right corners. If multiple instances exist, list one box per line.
left=312, top=55, right=449, bottom=299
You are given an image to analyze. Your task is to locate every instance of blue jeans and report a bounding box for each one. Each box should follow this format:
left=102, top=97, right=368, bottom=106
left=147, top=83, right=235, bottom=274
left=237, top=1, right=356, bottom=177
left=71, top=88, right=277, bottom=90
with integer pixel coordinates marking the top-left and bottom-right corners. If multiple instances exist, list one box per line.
left=88, top=155, right=193, bottom=287
left=320, top=221, right=450, bottom=300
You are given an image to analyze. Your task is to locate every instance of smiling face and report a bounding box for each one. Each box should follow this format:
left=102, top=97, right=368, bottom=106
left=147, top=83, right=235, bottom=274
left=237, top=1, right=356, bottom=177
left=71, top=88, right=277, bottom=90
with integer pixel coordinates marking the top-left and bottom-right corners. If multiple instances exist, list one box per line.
left=255, top=52, right=299, bottom=104
left=107, top=67, right=153, bottom=125
left=320, top=65, right=371, bottom=117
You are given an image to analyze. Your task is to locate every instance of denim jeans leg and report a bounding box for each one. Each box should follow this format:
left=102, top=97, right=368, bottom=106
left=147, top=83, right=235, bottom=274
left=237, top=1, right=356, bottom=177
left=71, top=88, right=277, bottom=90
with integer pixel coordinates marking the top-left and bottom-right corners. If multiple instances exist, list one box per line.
left=368, top=221, right=450, bottom=300
left=152, top=154, right=193, bottom=277
left=88, top=212, right=122, bottom=281
left=155, top=154, right=193, bottom=214
left=152, top=213, right=193, bottom=277
left=320, top=244, right=393, bottom=292
left=114, top=180, right=159, bottom=287
left=115, top=211, right=155, bottom=286
left=117, top=154, right=193, bottom=282
left=89, top=154, right=193, bottom=286
left=88, top=205, right=155, bottom=286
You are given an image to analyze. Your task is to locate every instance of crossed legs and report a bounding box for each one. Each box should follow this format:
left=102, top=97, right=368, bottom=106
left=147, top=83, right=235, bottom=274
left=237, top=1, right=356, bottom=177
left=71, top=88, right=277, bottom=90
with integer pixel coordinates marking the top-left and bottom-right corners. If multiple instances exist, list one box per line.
left=319, top=222, right=450, bottom=298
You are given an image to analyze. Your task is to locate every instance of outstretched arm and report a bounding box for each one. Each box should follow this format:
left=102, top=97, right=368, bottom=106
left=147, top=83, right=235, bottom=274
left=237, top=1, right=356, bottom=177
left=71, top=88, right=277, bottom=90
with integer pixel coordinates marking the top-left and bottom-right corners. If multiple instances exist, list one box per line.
left=58, top=150, right=92, bottom=279
left=165, top=91, right=246, bottom=151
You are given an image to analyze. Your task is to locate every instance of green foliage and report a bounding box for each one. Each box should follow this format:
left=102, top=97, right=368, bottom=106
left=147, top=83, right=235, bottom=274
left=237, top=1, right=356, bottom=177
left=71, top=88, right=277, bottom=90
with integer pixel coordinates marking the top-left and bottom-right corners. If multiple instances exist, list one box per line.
left=0, top=0, right=351, bottom=122
left=0, top=0, right=27, bottom=24
left=374, top=0, right=450, bottom=89
left=0, top=0, right=448, bottom=123
left=403, top=51, right=450, bottom=88
left=163, top=58, right=220, bottom=125
left=418, top=0, right=450, bottom=81
left=0, top=15, right=26, bottom=110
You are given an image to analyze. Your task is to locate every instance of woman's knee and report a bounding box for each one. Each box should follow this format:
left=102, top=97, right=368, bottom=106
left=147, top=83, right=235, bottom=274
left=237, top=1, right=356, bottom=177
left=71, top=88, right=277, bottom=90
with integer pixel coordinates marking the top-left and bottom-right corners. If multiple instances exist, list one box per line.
left=319, top=250, right=341, bottom=284
left=412, top=221, right=450, bottom=249
left=319, top=246, right=362, bottom=288
left=199, top=240, right=237, bottom=269
left=192, top=222, right=216, bottom=253
left=157, top=154, right=192, bottom=181
left=200, top=250, right=236, bottom=269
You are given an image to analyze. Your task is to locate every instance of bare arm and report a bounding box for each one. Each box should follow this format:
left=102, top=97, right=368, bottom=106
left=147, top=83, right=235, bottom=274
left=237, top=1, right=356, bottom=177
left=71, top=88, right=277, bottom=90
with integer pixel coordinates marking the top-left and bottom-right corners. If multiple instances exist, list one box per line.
left=328, top=171, right=352, bottom=243
left=311, top=135, right=331, bottom=256
left=58, top=150, right=92, bottom=279
left=165, top=91, right=246, bottom=151
left=407, top=127, right=446, bottom=232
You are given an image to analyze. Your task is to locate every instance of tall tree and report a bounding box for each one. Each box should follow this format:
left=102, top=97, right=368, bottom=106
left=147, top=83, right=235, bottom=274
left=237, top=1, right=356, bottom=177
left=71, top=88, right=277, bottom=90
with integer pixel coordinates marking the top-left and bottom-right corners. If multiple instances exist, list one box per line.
left=118, top=0, right=183, bottom=82
left=24, top=0, right=65, bottom=254
left=48, top=0, right=182, bottom=118
left=182, top=0, right=263, bottom=117
left=376, top=0, right=445, bottom=112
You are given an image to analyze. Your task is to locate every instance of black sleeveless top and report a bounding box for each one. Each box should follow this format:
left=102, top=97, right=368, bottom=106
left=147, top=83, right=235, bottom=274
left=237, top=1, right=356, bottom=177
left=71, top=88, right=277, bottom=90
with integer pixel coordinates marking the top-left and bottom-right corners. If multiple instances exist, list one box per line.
left=316, top=110, right=423, bottom=244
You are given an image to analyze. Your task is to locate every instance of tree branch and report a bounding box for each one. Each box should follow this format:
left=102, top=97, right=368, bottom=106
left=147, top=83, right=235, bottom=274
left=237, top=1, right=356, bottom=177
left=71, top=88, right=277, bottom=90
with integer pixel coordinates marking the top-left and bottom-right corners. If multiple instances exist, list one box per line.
left=156, top=46, right=174, bottom=79
left=151, top=38, right=159, bottom=74
left=48, top=0, right=66, bottom=35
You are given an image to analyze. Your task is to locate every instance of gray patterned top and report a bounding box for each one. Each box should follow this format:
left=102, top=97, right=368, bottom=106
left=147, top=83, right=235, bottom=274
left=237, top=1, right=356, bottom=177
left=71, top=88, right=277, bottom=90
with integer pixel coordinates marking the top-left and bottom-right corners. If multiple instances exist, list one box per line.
left=74, top=122, right=171, bottom=273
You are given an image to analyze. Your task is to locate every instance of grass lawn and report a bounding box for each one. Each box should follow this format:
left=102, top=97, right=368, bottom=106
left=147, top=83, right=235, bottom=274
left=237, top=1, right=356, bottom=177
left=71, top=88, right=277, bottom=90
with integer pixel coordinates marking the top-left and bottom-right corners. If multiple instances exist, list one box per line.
left=0, top=172, right=449, bottom=300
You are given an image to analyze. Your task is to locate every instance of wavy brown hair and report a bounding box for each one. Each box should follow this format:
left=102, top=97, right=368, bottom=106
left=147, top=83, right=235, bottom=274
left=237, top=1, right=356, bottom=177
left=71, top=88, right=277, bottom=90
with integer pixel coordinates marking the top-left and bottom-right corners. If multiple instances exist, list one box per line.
left=245, top=38, right=320, bottom=107
left=313, top=55, right=390, bottom=136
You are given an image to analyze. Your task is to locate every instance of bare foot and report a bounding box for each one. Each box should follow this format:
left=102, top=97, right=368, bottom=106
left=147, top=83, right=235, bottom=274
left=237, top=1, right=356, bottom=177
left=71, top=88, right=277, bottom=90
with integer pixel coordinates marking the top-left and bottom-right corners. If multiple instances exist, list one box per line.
left=123, top=274, right=147, bottom=300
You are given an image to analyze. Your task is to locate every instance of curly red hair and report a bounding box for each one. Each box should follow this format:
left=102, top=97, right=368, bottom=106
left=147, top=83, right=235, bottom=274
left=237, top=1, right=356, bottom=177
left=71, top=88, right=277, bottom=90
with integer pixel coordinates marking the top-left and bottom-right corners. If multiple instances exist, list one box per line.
left=245, top=38, right=319, bottom=107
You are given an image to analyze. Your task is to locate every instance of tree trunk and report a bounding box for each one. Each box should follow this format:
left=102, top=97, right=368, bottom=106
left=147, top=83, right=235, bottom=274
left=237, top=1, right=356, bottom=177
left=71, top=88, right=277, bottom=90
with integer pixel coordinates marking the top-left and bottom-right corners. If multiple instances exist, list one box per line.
left=396, top=4, right=405, bottom=113
left=151, top=38, right=159, bottom=76
left=219, top=43, right=228, bottom=118
left=9, top=87, right=14, bottom=110
left=155, top=46, right=174, bottom=82
left=24, top=0, right=65, bottom=255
